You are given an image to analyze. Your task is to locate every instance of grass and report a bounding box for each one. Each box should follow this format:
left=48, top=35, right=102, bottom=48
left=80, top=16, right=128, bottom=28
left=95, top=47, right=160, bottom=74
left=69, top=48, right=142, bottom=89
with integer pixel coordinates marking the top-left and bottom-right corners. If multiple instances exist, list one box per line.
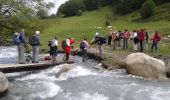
left=37, top=4, right=170, bottom=55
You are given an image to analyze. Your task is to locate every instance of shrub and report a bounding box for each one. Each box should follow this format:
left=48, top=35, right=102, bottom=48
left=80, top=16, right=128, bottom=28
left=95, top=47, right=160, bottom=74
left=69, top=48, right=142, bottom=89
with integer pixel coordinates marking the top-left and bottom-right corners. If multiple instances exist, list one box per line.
left=140, top=0, right=156, bottom=18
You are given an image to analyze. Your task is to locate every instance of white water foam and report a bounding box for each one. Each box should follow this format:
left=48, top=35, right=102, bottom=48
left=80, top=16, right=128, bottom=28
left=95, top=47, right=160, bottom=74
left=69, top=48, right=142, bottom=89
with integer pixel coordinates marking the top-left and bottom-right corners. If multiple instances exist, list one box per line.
left=55, top=65, right=97, bottom=81
left=0, top=46, right=18, bottom=58
left=16, top=73, right=56, bottom=82
left=64, top=92, right=109, bottom=100
left=29, top=82, right=61, bottom=99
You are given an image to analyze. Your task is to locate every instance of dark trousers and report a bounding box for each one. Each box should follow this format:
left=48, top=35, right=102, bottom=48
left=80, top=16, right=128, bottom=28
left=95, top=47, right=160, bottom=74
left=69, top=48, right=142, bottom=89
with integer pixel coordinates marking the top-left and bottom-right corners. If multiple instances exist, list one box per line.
left=82, top=49, right=88, bottom=62
left=123, top=38, right=128, bottom=50
left=66, top=53, right=69, bottom=61
left=151, top=42, right=158, bottom=52
left=108, top=36, right=112, bottom=45
left=140, top=41, right=144, bottom=52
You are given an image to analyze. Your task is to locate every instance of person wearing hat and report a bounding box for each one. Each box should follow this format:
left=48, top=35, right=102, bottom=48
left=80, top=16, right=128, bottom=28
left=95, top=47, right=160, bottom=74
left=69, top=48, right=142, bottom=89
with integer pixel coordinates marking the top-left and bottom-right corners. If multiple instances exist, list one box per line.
left=29, top=31, right=41, bottom=63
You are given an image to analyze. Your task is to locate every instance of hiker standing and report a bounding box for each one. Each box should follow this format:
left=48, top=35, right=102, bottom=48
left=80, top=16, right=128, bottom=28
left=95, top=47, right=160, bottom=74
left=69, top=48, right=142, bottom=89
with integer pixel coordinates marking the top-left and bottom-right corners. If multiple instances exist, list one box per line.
left=48, top=40, right=52, bottom=57
left=29, top=31, right=40, bottom=63
left=118, top=30, right=123, bottom=47
left=123, top=29, right=131, bottom=50
left=63, top=37, right=75, bottom=61
left=151, top=31, right=161, bottom=52
left=80, top=38, right=90, bottom=62
left=107, top=27, right=112, bottom=45
left=144, top=29, right=149, bottom=50
left=132, top=30, right=138, bottom=51
left=18, top=29, right=26, bottom=64
left=50, top=37, right=58, bottom=62
left=139, top=29, right=145, bottom=52
left=111, top=31, right=116, bottom=49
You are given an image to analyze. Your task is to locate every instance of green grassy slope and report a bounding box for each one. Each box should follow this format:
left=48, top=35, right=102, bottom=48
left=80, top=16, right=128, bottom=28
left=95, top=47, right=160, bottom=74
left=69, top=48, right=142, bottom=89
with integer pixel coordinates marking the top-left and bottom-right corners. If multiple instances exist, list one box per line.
left=39, top=4, right=170, bottom=55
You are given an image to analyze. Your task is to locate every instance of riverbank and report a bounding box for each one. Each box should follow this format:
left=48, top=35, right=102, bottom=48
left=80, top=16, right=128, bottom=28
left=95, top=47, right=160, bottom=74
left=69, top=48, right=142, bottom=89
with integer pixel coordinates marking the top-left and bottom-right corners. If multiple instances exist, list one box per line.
left=87, top=46, right=170, bottom=78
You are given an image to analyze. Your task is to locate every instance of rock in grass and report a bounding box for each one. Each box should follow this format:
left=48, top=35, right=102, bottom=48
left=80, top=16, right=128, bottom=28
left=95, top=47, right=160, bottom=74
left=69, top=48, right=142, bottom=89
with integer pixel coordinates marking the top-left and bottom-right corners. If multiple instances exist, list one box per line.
left=126, top=53, right=167, bottom=80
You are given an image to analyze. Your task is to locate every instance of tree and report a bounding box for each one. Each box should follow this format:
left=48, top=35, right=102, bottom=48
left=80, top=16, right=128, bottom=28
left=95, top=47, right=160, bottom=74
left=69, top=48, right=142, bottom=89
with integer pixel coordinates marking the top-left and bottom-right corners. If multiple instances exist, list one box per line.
left=140, top=0, right=156, bottom=18
left=37, top=9, right=48, bottom=19
left=57, top=0, right=85, bottom=17
left=0, top=0, right=54, bottom=43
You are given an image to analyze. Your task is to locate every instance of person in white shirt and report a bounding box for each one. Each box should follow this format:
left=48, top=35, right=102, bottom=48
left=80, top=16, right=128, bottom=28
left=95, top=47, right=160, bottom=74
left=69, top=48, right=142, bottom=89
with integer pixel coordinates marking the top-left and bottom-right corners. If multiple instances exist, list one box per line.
left=51, top=37, right=58, bottom=62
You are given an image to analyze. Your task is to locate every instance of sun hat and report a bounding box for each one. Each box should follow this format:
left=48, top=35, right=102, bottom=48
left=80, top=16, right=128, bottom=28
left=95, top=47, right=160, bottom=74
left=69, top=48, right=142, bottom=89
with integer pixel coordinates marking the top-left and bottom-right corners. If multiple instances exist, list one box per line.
left=35, top=31, right=40, bottom=35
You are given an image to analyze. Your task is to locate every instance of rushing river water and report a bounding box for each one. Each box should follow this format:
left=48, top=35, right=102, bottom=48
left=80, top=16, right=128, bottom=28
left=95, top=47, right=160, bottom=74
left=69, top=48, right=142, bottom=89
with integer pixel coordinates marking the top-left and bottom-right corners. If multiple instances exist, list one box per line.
left=1, top=47, right=170, bottom=100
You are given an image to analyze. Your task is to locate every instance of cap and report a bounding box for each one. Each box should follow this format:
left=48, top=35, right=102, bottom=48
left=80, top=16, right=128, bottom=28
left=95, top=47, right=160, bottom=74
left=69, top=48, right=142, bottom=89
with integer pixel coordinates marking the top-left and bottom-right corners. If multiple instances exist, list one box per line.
left=14, top=32, right=19, bottom=35
left=95, top=32, right=99, bottom=36
left=35, top=31, right=40, bottom=35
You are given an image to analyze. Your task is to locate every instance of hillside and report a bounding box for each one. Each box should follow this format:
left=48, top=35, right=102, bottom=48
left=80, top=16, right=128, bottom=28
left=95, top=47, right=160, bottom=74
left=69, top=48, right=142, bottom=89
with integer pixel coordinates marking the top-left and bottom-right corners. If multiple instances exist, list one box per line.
left=39, top=3, right=170, bottom=54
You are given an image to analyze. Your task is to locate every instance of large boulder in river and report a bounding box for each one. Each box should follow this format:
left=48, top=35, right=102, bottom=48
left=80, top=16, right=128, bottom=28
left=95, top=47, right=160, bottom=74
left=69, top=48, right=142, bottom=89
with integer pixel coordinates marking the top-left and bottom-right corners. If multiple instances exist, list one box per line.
left=55, top=64, right=73, bottom=78
left=126, top=53, right=167, bottom=80
left=0, top=72, right=9, bottom=96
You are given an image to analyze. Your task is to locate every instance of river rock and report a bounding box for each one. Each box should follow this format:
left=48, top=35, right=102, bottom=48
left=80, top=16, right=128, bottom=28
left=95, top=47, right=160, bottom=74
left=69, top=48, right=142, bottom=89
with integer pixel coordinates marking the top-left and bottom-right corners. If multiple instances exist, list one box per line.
left=166, top=60, right=170, bottom=77
left=55, top=64, right=73, bottom=78
left=126, top=53, right=167, bottom=80
left=0, top=72, right=9, bottom=95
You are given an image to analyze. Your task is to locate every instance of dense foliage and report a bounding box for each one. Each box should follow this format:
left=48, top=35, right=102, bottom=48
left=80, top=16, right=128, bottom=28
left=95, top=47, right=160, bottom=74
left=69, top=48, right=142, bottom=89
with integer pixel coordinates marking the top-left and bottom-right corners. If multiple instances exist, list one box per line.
left=58, top=0, right=170, bottom=17
left=0, top=0, right=54, bottom=43
left=140, top=0, right=156, bottom=18
left=58, top=0, right=85, bottom=17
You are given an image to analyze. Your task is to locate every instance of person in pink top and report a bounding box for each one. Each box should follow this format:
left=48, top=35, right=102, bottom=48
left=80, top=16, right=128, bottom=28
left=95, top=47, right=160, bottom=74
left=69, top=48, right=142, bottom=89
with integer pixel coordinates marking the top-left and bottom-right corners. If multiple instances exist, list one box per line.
left=123, top=29, right=131, bottom=50
left=80, top=38, right=90, bottom=62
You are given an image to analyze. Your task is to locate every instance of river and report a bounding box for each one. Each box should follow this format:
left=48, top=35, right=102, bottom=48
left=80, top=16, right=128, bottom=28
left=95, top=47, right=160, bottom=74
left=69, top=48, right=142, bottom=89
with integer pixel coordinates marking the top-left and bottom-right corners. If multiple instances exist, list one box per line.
left=0, top=47, right=170, bottom=100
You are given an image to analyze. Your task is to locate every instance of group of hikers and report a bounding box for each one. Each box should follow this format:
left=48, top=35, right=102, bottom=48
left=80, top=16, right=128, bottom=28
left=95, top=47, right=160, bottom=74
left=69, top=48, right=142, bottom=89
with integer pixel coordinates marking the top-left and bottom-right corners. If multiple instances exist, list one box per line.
left=106, top=27, right=161, bottom=52
left=12, top=27, right=161, bottom=64
left=13, top=29, right=40, bottom=64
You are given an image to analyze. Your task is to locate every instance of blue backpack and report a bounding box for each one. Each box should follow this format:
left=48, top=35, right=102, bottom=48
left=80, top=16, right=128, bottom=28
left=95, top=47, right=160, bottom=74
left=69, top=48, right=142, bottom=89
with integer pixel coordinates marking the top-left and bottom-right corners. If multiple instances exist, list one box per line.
left=13, top=35, right=20, bottom=45
left=80, top=41, right=86, bottom=50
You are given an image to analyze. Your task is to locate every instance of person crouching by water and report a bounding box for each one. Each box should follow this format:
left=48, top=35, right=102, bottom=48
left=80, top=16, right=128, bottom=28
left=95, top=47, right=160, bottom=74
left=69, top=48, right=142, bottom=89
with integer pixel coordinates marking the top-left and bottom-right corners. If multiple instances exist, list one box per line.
left=90, top=32, right=106, bottom=55
left=80, top=38, right=90, bottom=62
left=50, top=37, right=58, bottom=63
left=29, top=31, right=41, bottom=63
left=62, top=37, right=75, bottom=61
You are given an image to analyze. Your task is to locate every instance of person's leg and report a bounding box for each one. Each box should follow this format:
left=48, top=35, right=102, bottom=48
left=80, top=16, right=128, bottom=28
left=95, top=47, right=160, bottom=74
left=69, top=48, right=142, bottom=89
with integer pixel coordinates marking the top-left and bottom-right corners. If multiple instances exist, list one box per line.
left=123, top=38, right=125, bottom=50
left=140, top=41, right=143, bottom=52
left=18, top=44, right=21, bottom=63
left=66, top=53, right=69, bottom=61
left=125, top=39, right=128, bottom=50
left=155, top=42, right=158, bottom=52
left=32, top=46, right=35, bottom=63
left=151, top=43, right=154, bottom=52
left=19, top=43, right=25, bottom=64
left=35, top=46, right=39, bottom=63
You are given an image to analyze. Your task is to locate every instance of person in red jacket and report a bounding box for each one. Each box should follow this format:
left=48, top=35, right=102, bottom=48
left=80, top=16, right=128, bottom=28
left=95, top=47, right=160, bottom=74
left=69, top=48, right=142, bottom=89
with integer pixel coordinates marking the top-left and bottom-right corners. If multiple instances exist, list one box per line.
left=139, top=29, right=145, bottom=52
left=64, top=37, right=75, bottom=61
left=151, top=31, right=161, bottom=52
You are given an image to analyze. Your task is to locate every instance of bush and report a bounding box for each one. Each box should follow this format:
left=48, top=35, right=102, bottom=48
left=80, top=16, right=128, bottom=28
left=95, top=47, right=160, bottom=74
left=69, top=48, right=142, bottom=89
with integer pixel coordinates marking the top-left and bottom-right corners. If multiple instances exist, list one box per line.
left=140, top=0, right=156, bottom=18
left=57, top=0, right=85, bottom=17
left=115, top=0, right=144, bottom=14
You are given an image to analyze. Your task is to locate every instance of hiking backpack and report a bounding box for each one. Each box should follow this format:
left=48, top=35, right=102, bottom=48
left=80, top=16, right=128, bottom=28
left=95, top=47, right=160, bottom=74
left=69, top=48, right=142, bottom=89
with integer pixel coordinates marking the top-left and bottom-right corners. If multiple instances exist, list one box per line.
left=80, top=42, right=86, bottom=50
left=99, top=37, right=107, bottom=44
left=51, top=39, right=56, bottom=47
left=29, top=35, right=39, bottom=45
left=13, top=35, right=20, bottom=45
left=61, top=40, right=67, bottom=50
